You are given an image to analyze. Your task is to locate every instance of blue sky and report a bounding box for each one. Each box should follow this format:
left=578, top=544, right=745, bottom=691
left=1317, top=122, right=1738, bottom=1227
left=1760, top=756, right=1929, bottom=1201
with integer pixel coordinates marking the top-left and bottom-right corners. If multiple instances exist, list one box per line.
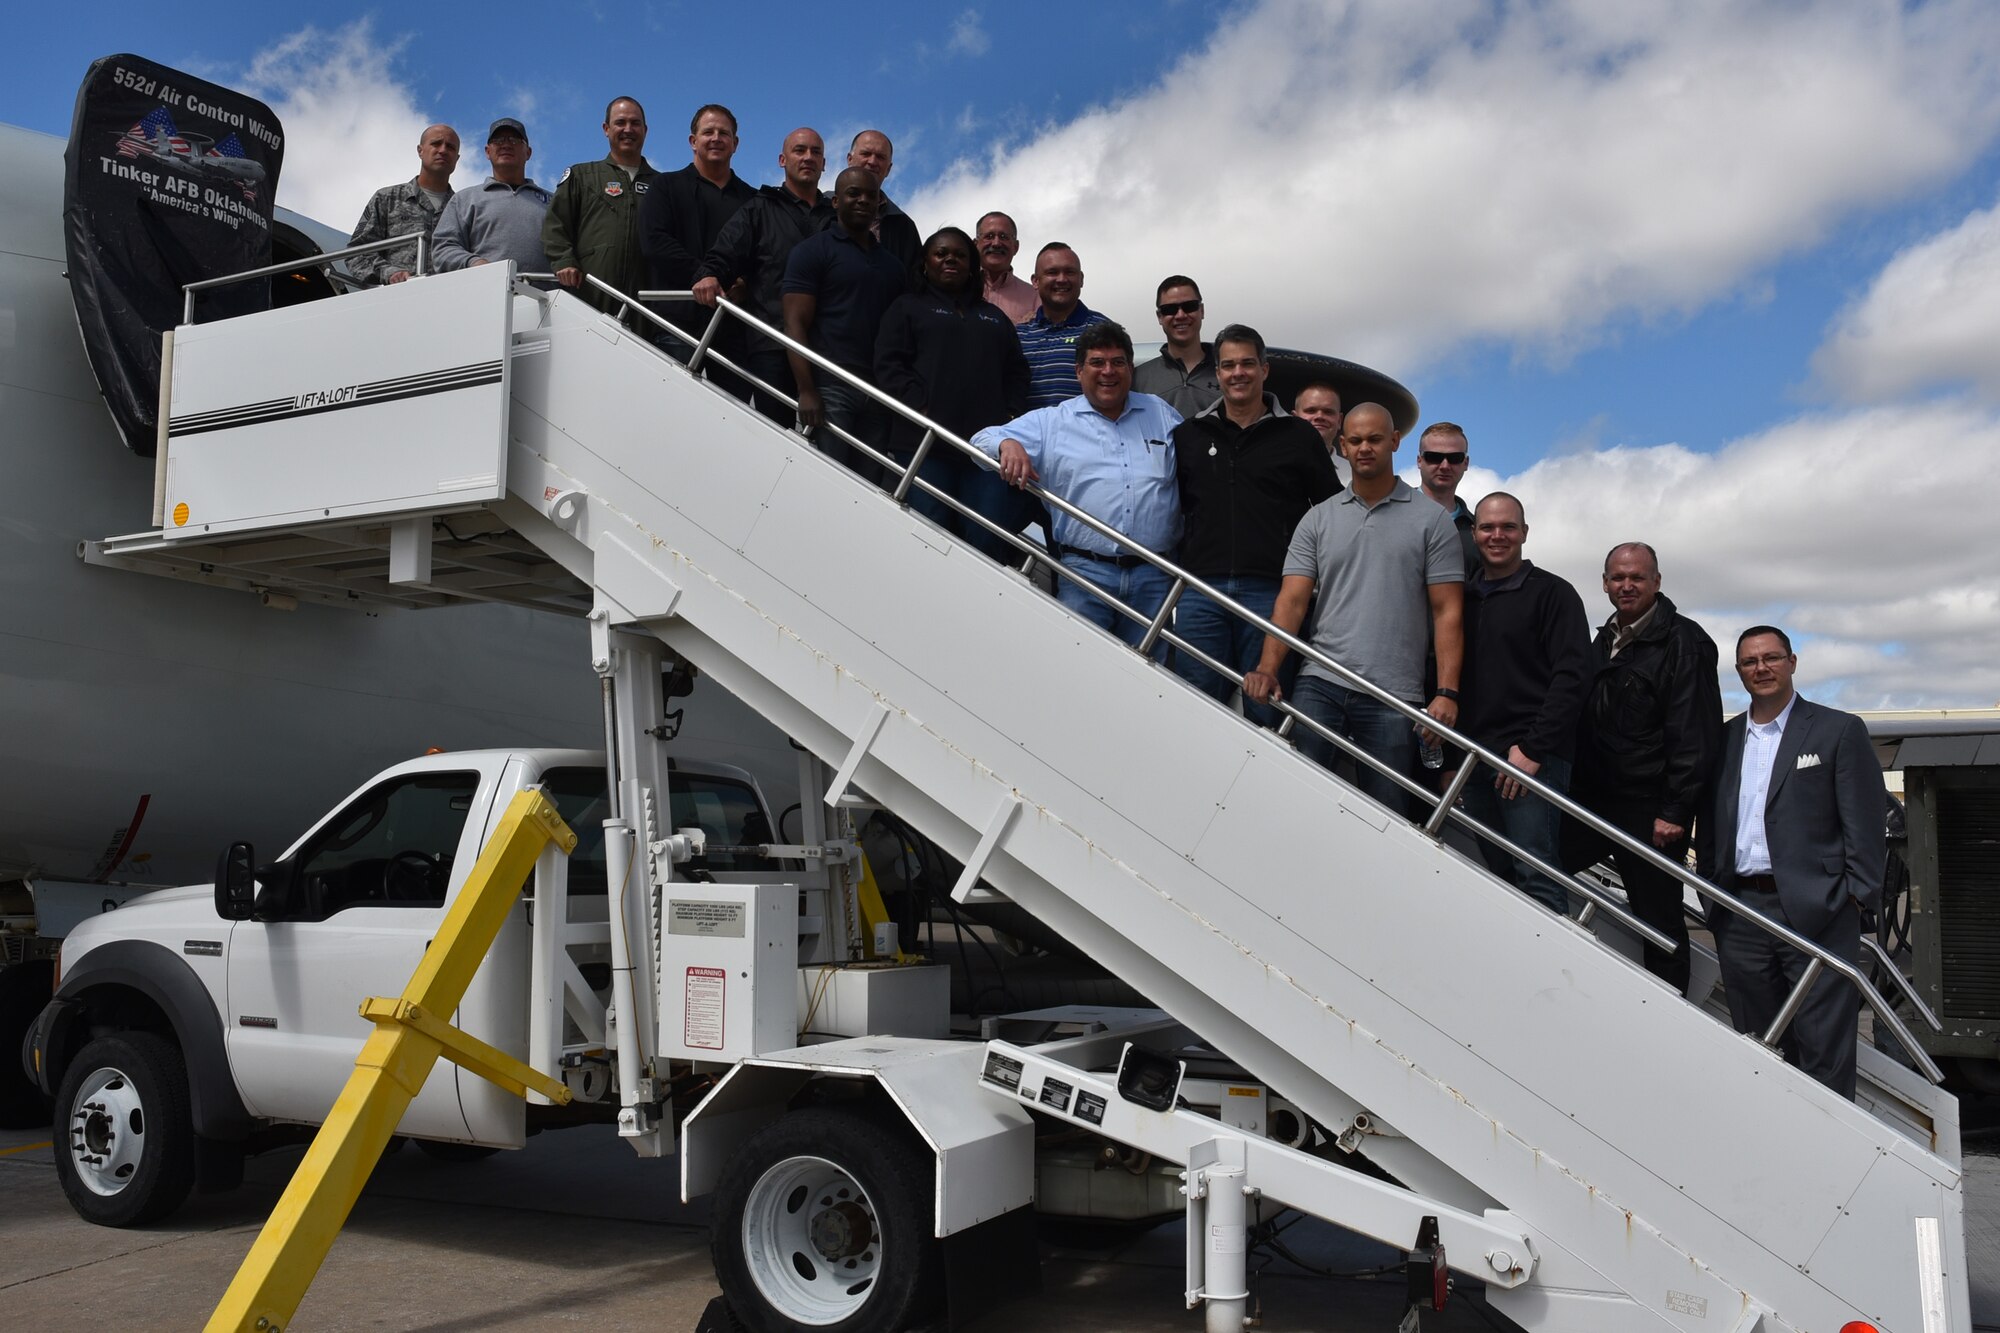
left=12, top=2, right=2000, bottom=708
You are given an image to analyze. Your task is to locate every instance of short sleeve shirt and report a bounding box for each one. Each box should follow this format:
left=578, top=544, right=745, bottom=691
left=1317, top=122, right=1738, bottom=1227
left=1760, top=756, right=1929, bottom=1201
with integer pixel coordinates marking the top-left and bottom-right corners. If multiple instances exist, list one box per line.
left=1283, top=479, right=1464, bottom=702
left=780, top=224, right=909, bottom=380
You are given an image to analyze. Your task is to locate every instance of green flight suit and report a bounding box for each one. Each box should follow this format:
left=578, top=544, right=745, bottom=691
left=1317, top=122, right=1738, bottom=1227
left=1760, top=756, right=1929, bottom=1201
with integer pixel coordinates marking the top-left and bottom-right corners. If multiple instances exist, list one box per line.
left=541, top=155, right=660, bottom=315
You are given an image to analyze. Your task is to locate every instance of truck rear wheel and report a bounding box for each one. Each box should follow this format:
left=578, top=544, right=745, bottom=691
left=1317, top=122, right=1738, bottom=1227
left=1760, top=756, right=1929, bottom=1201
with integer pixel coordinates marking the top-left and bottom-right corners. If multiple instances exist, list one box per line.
left=53, top=1032, right=197, bottom=1227
left=0, top=960, right=56, bottom=1129
left=712, top=1106, right=940, bottom=1332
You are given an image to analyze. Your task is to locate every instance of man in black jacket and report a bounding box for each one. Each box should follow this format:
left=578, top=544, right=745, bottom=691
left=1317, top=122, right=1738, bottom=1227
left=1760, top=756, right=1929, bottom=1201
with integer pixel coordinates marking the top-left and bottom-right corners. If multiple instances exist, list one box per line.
left=1564, top=541, right=1723, bottom=991
left=1452, top=494, right=1593, bottom=913
left=693, top=128, right=833, bottom=424
left=641, top=104, right=753, bottom=375
left=1170, top=324, right=1341, bottom=724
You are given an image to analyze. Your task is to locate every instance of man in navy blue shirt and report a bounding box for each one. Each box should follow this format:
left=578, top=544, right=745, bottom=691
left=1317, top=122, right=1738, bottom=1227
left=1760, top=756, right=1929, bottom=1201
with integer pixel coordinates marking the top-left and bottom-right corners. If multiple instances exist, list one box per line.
left=781, top=168, right=911, bottom=480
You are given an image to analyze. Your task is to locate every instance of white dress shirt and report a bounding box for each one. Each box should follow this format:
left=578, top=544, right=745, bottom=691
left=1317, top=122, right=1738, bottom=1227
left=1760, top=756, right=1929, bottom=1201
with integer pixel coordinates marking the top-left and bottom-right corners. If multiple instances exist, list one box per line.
left=1734, top=692, right=1798, bottom=876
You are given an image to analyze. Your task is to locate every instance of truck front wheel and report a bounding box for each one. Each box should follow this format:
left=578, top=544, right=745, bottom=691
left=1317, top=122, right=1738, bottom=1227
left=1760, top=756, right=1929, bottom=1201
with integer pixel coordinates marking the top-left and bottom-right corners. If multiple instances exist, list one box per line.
left=712, top=1106, right=940, bottom=1332
left=53, top=1032, right=197, bottom=1227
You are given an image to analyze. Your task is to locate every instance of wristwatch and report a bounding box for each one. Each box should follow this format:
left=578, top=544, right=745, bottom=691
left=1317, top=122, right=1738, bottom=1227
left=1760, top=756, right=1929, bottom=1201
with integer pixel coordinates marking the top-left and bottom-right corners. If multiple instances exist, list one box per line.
left=1435, top=687, right=1461, bottom=702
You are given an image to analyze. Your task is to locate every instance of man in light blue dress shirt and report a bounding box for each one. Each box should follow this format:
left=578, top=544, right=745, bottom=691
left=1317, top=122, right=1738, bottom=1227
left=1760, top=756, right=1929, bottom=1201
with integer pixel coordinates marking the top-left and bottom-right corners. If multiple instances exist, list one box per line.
left=972, top=322, right=1183, bottom=657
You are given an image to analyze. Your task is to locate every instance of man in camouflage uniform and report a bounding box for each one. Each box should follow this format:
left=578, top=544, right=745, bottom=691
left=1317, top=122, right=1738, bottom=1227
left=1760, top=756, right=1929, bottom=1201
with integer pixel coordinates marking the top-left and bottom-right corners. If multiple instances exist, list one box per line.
left=544, top=96, right=659, bottom=315
left=347, top=123, right=460, bottom=286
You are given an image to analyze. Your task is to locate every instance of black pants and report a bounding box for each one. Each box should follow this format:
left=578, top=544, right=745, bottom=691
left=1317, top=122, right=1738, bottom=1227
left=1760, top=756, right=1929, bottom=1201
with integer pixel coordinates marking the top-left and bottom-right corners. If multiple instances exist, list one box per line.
left=1562, top=798, right=1692, bottom=993
left=1714, top=887, right=1860, bottom=1099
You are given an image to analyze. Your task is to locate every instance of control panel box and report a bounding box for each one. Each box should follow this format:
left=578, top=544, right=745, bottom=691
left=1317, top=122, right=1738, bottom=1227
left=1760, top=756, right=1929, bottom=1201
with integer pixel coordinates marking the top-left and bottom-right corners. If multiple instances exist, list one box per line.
left=659, top=882, right=798, bottom=1062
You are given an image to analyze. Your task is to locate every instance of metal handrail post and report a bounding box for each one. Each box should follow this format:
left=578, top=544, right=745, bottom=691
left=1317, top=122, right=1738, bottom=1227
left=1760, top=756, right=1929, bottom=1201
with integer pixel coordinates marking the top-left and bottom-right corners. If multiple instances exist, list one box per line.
left=1760, top=958, right=1825, bottom=1047
left=1136, top=578, right=1189, bottom=656
left=1424, top=763, right=1479, bottom=837
left=892, top=430, right=936, bottom=504
left=687, top=304, right=728, bottom=372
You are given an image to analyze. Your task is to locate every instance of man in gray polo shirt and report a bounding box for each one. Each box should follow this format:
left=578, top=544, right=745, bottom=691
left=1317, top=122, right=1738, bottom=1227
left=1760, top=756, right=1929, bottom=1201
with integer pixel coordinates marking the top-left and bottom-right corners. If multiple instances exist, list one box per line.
left=1243, top=402, right=1465, bottom=817
left=430, top=119, right=552, bottom=275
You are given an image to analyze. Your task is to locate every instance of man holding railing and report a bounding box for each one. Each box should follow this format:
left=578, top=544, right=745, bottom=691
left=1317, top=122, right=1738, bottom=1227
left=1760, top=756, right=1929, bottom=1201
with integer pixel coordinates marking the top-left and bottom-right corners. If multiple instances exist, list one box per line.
left=974, top=323, right=1183, bottom=657
left=1700, top=627, right=1885, bottom=1099
left=1450, top=493, right=1593, bottom=913
left=1241, top=404, right=1465, bottom=819
left=346, top=123, right=459, bottom=286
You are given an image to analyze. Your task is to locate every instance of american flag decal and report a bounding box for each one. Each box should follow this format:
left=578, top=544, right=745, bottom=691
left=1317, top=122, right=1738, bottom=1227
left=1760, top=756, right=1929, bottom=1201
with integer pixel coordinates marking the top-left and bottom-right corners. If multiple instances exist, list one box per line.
left=116, top=106, right=185, bottom=159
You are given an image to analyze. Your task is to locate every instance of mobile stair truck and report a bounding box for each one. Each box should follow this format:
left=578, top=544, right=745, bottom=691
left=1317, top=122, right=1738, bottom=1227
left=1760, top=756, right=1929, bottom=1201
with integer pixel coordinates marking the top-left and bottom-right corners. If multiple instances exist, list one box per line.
left=33, top=256, right=1972, bottom=1333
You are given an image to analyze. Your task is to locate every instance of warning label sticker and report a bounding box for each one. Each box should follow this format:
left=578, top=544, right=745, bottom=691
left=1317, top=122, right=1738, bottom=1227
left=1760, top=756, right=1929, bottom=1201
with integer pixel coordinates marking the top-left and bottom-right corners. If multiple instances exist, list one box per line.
left=684, top=966, right=726, bottom=1050
left=669, top=900, right=747, bottom=938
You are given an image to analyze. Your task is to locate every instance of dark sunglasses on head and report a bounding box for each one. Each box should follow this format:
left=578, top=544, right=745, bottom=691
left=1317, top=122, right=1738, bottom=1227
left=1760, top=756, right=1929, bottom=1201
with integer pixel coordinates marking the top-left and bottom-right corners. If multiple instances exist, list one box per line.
left=1156, top=299, right=1202, bottom=316
left=1420, top=451, right=1467, bottom=465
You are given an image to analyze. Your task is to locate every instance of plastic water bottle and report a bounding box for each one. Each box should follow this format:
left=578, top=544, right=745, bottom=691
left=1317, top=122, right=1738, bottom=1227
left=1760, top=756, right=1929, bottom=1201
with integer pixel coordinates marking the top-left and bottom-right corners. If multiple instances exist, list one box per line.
left=1415, top=720, right=1444, bottom=770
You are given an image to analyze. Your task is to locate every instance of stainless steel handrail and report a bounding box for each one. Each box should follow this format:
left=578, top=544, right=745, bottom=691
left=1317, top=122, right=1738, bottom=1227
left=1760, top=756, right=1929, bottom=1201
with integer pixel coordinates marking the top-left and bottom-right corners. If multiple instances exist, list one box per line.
left=181, top=233, right=430, bottom=324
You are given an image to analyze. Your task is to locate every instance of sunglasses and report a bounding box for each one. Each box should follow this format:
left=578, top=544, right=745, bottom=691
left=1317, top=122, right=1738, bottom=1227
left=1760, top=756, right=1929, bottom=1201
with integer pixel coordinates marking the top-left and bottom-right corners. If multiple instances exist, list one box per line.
left=1156, top=300, right=1202, bottom=316
left=1420, top=451, right=1467, bottom=466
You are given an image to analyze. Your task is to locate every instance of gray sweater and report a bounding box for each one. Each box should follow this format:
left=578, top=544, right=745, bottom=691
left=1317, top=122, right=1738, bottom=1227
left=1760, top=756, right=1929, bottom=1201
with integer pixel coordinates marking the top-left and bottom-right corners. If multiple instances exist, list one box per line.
left=430, top=177, right=553, bottom=273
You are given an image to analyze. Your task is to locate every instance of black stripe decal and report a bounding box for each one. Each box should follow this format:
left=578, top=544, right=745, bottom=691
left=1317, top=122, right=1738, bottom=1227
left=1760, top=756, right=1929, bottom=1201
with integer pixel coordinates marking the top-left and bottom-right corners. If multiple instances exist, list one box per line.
left=169, top=361, right=503, bottom=438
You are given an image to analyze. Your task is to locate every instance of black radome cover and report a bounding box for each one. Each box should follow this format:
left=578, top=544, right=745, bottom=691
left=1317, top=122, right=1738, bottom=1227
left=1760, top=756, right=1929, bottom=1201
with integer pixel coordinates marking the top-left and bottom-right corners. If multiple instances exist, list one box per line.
left=63, top=55, right=285, bottom=456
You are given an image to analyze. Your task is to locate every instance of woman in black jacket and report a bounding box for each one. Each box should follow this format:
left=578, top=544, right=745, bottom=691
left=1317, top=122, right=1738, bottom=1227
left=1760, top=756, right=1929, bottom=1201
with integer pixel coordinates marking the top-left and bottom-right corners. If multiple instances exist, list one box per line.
left=873, top=226, right=1030, bottom=560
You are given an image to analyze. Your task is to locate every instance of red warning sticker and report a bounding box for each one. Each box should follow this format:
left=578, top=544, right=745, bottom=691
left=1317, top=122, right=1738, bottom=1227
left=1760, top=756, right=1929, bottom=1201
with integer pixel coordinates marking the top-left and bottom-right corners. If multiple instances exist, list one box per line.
left=685, top=966, right=726, bottom=1050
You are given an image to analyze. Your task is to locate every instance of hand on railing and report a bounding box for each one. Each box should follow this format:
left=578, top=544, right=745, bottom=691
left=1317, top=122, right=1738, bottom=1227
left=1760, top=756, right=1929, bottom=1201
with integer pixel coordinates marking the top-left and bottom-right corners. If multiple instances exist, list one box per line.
left=997, top=439, right=1039, bottom=488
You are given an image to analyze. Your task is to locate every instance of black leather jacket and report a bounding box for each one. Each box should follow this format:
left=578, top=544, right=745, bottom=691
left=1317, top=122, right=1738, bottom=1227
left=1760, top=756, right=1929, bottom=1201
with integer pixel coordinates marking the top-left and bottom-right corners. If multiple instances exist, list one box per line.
left=1571, top=593, right=1723, bottom=827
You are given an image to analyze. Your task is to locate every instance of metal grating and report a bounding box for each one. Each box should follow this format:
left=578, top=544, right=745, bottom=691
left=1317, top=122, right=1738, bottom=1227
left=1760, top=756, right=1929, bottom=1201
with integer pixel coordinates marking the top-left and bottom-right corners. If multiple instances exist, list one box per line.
left=1936, top=782, right=2000, bottom=1022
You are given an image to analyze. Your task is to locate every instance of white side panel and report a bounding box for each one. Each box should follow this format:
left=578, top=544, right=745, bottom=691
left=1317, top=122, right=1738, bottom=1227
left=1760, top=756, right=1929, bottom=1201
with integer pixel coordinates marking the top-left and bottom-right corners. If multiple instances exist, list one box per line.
left=659, top=882, right=797, bottom=1061
left=164, top=264, right=511, bottom=538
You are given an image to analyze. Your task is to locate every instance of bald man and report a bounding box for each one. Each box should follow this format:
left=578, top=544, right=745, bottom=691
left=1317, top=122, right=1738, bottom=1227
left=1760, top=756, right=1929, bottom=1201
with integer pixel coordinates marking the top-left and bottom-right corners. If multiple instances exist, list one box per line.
left=1243, top=403, right=1466, bottom=819
left=847, top=128, right=921, bottom=275
left=347, top=123, right=461, bottom=286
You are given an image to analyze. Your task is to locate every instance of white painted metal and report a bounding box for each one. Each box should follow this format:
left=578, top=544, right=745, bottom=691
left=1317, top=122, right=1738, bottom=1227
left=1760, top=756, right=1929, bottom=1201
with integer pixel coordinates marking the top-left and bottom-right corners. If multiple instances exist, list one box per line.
left=740, top=1152, right=885, bottom=1323
left=659, top=882, right=799, bottom=1060
left=165, top=264, right=512, bottom=540
left=157, top=278, right=1971, bottom=1331
left=680, top=1039, right=1035, bottom=1237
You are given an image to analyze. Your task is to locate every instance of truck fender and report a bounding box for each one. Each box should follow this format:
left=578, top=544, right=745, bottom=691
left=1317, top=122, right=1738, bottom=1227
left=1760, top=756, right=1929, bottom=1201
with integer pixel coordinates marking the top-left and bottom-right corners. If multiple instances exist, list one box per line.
left=45, top=939, right=252, bottom=1140
left=679, top=1041, right=1033, bottom=1237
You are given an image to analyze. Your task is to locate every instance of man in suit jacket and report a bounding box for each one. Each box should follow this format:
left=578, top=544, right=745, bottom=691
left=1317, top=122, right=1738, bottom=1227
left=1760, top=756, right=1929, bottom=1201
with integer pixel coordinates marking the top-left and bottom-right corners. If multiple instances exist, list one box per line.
left=1700, top=625, right=1885, bottom=1099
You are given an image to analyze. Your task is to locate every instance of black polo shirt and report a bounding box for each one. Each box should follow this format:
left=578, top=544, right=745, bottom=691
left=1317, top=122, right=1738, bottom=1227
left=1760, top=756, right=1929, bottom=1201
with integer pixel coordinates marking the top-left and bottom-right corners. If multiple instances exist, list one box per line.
left=1173, top=397, right=1342, bottom=578
left=780, top=223, right=911, bottom=381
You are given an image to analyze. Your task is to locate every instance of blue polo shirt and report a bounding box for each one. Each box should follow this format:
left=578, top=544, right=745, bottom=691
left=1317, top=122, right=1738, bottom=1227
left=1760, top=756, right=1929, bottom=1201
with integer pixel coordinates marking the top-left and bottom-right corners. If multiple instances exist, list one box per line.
left=780, top=223, right=909, bottom=381
left=1017, top=303, right=1109, bottom=408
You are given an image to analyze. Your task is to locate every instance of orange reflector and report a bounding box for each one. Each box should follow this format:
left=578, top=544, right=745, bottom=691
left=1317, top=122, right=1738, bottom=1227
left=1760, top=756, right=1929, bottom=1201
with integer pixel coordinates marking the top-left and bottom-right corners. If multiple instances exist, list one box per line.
left=1840, top=1322, right=1882, bottom=1333
left=424, top=746, right=446, bottom=755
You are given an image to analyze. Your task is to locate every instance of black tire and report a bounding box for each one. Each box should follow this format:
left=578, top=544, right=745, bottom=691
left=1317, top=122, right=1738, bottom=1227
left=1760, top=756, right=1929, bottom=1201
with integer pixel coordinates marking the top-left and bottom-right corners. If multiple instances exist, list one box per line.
left=414, top=1139, right=500, bottom=1162
left=0, top=959, right=56, bottom=1130
left=712, top=1107, right=941, bottom=1333
left=52, top=1032, right=197, bottom=1227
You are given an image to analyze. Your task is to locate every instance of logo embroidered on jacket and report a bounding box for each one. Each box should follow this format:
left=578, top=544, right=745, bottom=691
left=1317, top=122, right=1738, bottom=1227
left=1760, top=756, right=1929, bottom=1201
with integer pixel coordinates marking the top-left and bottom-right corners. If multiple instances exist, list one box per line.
left=604, top=182, right=624, bottom=197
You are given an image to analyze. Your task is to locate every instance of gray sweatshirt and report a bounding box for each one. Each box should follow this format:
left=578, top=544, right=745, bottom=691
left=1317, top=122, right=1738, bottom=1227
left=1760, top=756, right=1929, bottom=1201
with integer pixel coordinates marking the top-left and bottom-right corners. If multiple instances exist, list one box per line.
left=430, top=177, right=553, bottom=273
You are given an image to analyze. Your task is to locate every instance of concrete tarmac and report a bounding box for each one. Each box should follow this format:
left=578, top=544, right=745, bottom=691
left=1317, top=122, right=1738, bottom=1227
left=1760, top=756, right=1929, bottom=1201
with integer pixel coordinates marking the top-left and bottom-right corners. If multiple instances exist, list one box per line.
left=3, top=1122, right=1996, bottom=1331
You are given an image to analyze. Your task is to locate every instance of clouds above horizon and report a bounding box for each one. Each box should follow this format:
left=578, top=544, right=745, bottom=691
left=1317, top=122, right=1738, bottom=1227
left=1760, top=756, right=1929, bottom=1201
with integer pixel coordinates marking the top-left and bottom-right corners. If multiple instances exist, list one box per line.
left=911, top=0, right=2000, bottom=376
left=1813, top=191, right=2000, bottom=403
left=241, top=22, right=478, bottom=228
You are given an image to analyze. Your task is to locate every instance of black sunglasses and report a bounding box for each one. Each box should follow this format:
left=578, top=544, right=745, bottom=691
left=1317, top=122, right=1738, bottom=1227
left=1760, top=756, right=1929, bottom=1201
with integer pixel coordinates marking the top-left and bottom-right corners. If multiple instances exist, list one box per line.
left=1420, top=451, right=1467, bottom=465
left=1156, top=299, right=1202, bottom=316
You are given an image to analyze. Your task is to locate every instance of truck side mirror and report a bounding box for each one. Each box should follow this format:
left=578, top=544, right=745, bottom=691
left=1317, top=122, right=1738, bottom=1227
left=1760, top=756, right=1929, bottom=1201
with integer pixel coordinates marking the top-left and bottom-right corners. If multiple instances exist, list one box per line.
left=215, top=842, right=256, bottom=920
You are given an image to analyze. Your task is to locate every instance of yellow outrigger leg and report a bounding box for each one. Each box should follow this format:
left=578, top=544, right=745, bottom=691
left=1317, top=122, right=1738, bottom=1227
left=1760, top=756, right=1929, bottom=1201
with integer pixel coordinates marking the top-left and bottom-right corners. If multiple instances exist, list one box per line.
left=205, top=790, right=579, bottom=1333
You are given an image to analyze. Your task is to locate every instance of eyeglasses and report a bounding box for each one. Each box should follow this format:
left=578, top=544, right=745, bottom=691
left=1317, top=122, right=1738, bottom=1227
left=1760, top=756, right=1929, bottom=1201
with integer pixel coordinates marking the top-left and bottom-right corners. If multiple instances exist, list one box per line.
left=1420, top=451, right=1467, bottom=466
left=1736, top=653, right=1792, bottom=670
left=1156, top=300, right=1202, bottom=317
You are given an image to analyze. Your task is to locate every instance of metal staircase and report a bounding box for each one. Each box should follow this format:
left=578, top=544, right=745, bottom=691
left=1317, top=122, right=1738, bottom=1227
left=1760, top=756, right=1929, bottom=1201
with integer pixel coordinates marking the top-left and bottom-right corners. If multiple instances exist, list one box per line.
left=117, top=260, right=1969, bottom=1332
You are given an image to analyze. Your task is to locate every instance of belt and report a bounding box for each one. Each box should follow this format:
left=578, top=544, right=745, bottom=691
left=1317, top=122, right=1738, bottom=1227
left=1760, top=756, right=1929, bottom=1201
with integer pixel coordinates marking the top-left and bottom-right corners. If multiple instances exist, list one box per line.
left=1738, top=873, right=1778, bottom=893
left=1063, top=548, right=1149, bottom=569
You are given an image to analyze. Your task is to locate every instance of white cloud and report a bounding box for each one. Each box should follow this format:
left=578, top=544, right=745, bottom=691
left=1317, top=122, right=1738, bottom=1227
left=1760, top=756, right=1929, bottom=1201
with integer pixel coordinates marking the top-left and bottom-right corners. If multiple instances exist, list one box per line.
left=1488, top=400, right=2000, bottom=710
left=947, top=10, right=992, bottom=59
left=1813, top=193, right=2000, bottom=401
left=238, top=21, right=480, bottom=232
left=910, top=0, right=2000, bottom=375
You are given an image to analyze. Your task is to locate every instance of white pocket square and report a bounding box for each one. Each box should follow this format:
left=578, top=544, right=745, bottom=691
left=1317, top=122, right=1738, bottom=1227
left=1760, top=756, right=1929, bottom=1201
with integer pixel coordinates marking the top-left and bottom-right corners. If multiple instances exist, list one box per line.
left=1796, top=753, right=1822, bottom=770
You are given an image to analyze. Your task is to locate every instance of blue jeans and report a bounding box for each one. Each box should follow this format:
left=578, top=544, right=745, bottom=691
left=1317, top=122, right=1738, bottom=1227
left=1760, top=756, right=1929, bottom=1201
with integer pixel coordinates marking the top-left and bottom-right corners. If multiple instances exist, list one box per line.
left=818, top=380, right=892, bottom=485
left=1057, top=552, right=1174, bottom=661
left=1171, top=576, right=1284, bottom=726
left=885, top=434, right=965, bottom=538
left=1458, top=754, right=1573, bottom=914
left=1290, top=675, right=1418, bottom=818
left=957, top=462, right=1042, bottom=566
